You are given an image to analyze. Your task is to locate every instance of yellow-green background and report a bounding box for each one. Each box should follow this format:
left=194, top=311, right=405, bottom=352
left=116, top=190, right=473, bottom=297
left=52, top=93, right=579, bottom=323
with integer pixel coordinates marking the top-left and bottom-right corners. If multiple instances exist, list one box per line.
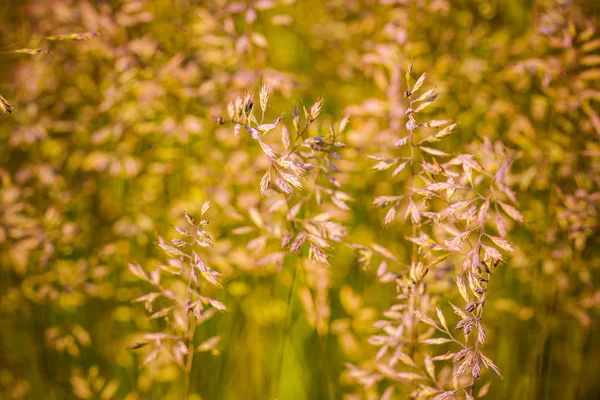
left=1, top=0, right=599, bottom=399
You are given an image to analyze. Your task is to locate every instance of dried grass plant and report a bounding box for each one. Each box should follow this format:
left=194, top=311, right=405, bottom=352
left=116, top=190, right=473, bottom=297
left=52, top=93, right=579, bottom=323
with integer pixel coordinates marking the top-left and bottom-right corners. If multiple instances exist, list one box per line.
left=214, top=86, right=352, bottom=398
left=127, top=203, right=225, bottom=397
left=346, top=64, right=520, bottom=399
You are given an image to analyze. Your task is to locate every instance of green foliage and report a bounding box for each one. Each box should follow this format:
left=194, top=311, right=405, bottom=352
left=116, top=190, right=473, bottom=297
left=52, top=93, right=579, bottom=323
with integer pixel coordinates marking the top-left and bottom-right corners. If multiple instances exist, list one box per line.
left=0, top=0, right=598, bottom=399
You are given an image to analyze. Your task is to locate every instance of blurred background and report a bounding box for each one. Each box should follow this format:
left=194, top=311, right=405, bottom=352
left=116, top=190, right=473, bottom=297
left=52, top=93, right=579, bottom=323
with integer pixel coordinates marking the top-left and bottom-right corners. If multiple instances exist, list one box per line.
left=0, top=0, right=599, bottom=399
